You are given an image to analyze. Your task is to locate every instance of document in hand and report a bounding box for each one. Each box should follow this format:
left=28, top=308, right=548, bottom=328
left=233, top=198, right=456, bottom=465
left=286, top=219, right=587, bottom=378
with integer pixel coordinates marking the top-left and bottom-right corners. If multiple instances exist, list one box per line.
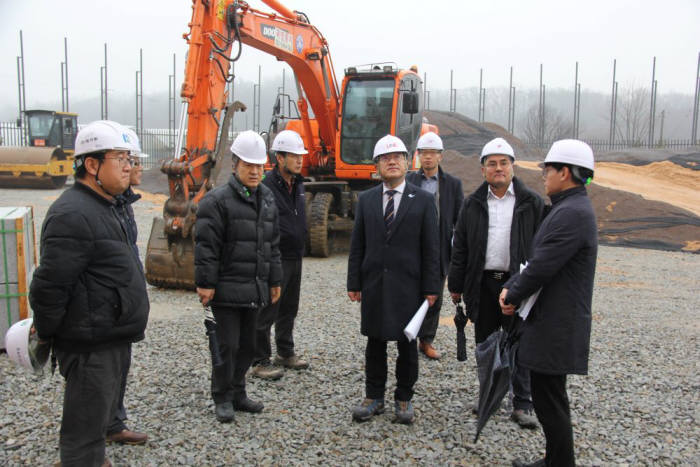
left=403, top=299, right=430, bottom=341
left=517, top=263, right=541, bottom=321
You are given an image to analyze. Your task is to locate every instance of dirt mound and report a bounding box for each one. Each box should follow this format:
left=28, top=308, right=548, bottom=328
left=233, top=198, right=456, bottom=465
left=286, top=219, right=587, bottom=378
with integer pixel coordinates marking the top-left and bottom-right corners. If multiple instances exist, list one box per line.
left=425, top=110, right=543, bottom=160
left=441, top=150, right=699, bottom=253
left=595, top=147, right=700, bottom=170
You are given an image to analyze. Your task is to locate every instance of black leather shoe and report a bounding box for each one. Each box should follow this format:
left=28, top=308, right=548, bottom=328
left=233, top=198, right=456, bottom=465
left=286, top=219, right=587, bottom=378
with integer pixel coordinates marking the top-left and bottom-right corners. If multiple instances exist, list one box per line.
left=512, top=458, right=545, bottom=467
left=215, top=402, right=235, bottom=423
left=233, top=397, right=264, bottom=413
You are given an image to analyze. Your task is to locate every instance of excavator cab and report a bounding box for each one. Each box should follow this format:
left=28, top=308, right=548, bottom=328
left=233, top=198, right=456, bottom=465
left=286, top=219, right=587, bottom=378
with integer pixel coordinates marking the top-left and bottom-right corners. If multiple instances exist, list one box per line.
left=0, top=110, right=77, bottom=188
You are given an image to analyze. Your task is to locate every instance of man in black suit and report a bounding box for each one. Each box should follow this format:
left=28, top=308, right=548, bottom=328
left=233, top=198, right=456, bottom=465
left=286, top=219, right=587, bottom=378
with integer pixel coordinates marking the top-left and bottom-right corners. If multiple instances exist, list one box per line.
left=406, top=132, right=463, bottom=360
left=347, top=134, right=441, bottom=425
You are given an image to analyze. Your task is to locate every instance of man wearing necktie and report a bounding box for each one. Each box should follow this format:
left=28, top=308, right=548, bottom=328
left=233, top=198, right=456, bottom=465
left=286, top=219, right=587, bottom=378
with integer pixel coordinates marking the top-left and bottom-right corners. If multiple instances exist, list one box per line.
left=347, top=135, right=440, bottom=425
left=406, top=132, right=464, bottom=360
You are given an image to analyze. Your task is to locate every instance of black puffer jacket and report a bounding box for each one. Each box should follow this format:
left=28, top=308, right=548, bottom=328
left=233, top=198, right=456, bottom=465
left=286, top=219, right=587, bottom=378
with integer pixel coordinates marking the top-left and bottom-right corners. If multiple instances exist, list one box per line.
left=29, top=182, right=150, bottom=352
left=262, top=167, right=307, bottom=259
left=195, top=175, right=282, bottom=308
left=448, top=177, right=544, bottom=322
left=115, top=187, right=141, bottom=260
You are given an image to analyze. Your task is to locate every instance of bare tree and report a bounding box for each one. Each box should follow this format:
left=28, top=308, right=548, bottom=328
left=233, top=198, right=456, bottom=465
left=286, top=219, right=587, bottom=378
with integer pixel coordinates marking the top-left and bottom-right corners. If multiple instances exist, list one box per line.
left=615, top=84, right=649, bottom=144
left=520, top=104, right=572, bottom=144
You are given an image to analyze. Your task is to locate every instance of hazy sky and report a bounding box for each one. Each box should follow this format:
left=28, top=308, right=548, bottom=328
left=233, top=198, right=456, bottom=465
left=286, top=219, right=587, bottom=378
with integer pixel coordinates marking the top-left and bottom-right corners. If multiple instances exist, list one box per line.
left=1, top=0, right=698, bottom=118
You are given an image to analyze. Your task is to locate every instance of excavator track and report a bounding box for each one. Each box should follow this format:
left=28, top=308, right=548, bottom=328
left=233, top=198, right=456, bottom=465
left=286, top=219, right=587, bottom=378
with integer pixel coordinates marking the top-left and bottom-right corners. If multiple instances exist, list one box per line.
left=309, top=192, right=333, bottom=257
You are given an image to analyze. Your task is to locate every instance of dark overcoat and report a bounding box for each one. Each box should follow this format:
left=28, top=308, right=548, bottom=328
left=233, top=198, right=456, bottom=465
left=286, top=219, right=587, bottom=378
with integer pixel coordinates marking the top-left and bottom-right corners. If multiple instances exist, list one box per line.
left=347, top=181, right=441, bottom=341
left=406, top=166, right=464, bottom=277
left=504, top=185, right=597, bottom=375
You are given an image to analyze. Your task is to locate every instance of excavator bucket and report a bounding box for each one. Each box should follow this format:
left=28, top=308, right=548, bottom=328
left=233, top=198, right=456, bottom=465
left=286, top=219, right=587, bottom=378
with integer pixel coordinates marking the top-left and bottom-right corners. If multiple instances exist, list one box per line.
left=144, top=217, right=196, bottom=290
left=0, top=147, right=72, bottom=188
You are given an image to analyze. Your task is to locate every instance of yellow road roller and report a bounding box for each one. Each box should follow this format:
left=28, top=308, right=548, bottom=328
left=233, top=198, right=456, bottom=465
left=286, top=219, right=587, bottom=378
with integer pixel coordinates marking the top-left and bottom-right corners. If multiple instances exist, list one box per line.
left=0, top=110, right=77, bottom=188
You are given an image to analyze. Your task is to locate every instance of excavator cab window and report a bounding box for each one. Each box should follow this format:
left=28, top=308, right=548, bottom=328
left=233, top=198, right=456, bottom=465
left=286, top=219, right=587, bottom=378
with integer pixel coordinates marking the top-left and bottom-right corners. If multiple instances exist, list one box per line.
left=340, top=79, right=395, bottom=164
left=397, top=76, right=423, bottom=153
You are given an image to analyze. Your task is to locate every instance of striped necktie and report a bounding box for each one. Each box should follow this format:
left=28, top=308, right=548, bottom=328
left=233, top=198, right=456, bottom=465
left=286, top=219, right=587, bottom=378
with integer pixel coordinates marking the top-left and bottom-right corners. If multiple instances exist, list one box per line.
left=384, top=189, right=397, bottom=231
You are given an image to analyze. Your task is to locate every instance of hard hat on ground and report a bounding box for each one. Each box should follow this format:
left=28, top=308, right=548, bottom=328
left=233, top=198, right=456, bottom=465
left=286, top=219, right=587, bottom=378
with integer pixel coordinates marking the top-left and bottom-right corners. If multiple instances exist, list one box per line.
left=271, top=130, right=307, bottom=155
left=416, top=132, right=443, bottom=151
left=124, top=128, right=149, bottom=158
left=75, top=120, right=131, bottom=157
left=5, top=318, right=50, bottom=374
left=480, top=137, right=515, bottom=163
left=231, top=130, right=268, bottom=164
left=373, top=135, right=408, bottom=161
left=544, top=139, right=595, bottom=171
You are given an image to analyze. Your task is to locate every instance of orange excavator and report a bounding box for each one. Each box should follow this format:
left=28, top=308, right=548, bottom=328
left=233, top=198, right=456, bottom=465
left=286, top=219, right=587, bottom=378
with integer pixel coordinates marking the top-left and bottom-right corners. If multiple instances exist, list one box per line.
left=145, top=0, right=437, bottom=289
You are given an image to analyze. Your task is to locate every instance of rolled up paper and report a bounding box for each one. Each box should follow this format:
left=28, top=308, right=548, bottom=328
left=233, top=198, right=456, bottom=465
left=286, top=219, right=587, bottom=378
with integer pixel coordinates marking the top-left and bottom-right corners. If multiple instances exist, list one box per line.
left=403, top=299, right=430, bottom=341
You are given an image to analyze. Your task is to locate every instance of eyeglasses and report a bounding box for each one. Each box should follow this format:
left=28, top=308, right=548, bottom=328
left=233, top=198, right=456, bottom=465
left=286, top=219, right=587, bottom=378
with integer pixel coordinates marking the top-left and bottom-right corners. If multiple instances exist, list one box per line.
left=103, top=156, right=133, bottom=167
left=378, top=153, right=405, bottom=163
left=129, top=157, right=142, bottom=167
left=485, top=159, right=512, bottom=169
left=541, top=166, right=560, bottom=177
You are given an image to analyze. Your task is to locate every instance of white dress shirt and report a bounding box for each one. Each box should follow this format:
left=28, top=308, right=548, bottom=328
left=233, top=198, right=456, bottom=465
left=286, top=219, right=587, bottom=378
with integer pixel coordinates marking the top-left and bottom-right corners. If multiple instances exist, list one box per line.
left=484, top=182, right=515, bottom=271
left=383, top=180, right=406, bottom=213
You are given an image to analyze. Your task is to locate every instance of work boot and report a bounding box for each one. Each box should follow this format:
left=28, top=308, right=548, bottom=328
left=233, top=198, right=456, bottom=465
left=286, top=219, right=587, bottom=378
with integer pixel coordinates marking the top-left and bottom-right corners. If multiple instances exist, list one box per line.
left=394, top=400, right=415, bottom=424
left=214, top=402, right=234, bottom=423
left=233, top=396, right=264, bottom=413
left=274, top=354, right=309, bottom=370
left=251, top=361, right=284, bottom=380
left=106, top=428, right=148, bottom=445
left=351, top=398, right=385, bottom=422
left=511, top=409, right=539, bottom=429
left=419, top=340, right=441, bottom=360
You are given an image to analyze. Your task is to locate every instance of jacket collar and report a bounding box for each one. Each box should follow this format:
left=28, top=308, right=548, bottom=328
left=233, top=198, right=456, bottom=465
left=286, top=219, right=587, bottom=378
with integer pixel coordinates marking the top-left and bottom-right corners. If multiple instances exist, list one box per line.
left=472, top=176, right=532, bottom=207
left=416, top=165, right=444, bottom=181
left=228, top=174, right=258, bottom=204
left=550, top=185, right=587, bottom=205
left=115, top=186, right=142, bottom=206
left=74, top=180, right=117, bottom=206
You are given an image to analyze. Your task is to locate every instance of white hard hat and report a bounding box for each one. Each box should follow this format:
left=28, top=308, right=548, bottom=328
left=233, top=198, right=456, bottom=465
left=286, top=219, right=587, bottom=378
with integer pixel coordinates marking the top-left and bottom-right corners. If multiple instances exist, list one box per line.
left=416, top=132, right=443, bottom=151
left=4, top=318, right=50, bottom=374
left=75, top=120, right=131, bottom=157
left=271, top=130, right=307, bottom=155
left=231, top=130, right=268, bottom=164
left=123, top=128, right=149, bottom=158
left=480, top=137, right=515, bottom=163
left=373, top=134, right=408, bottom=161
left=544, top=139, right=595, bottom=171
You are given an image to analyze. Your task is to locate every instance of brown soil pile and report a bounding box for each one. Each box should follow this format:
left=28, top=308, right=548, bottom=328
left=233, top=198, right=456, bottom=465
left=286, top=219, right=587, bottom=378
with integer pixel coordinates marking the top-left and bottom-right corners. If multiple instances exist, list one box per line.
left=517, top=160, right=700, bottom=217
left=441, top=150, right=699, bottom=253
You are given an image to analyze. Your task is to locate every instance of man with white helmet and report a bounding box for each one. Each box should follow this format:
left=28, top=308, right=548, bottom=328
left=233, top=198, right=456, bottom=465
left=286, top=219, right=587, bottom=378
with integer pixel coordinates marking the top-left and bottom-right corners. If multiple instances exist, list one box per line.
left=107, top=126, right=149, bottom=446
left=252, top=130, right=309, bottom=380
left=347, top=134, right=440, bottom=425
left=448, top=137, right=543, bottom=429
left=405, top=131, right=463, bottom=360
left=29, top=120, right=149, bottom=466
left=194, top=130, right=282, bottom=423
left=501, top=140, right=597, bottom=467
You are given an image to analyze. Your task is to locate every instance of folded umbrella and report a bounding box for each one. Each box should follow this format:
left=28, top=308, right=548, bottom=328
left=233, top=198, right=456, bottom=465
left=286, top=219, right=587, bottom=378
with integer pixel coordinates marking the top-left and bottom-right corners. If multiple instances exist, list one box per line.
left=453, top=302, right=468, bottom=362
left=203, top=306, right=225, bottom=368
left=473, top=320, right=519, bottom=442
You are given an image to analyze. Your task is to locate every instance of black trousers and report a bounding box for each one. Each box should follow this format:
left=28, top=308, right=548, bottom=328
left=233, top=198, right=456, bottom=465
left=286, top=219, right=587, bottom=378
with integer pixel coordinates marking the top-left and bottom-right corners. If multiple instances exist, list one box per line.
left=530, top=372, right=575, bottom=466
left=475, top=271, right=533, bottom=411
left=365, top=337, right=418, bottom=402
left=56, top=344, right=129, bottom=467
left=254, top=258, right=302, bottom=363
left=418, top=274, right=445, bottom=343
left=211, top=306, right=258, bottom=404
left=107, top=343, right=131, bottom=435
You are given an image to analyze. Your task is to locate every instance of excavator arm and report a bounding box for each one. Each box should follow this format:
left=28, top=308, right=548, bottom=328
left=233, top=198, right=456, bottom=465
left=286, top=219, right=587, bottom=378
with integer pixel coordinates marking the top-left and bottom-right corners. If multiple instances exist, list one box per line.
left=146, top=0, right=342, bottom=289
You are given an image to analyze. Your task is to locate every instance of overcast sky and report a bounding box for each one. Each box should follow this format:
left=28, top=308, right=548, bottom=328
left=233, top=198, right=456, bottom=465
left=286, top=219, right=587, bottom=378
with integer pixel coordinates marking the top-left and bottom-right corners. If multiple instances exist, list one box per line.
left=1, top=0, right=698, bottom=119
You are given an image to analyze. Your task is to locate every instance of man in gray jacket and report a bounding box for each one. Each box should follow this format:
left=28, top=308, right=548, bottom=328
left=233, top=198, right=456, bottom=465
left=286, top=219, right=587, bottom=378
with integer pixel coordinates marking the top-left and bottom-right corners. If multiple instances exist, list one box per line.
left=500, top=140, right=598, bottom=467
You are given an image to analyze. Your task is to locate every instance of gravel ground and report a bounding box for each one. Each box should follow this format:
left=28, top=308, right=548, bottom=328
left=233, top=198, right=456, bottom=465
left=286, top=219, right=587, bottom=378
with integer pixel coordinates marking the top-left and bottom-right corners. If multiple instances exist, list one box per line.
left=1, top=184, right=699, bottom=466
